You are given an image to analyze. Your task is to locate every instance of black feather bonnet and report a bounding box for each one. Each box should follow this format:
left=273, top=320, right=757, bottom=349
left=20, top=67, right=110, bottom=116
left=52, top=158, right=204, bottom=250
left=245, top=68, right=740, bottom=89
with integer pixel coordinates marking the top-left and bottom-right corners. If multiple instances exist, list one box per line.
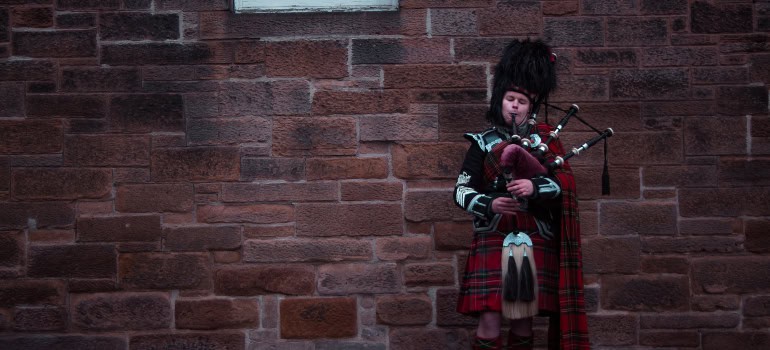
left=486, top=38, right=557, bottom=126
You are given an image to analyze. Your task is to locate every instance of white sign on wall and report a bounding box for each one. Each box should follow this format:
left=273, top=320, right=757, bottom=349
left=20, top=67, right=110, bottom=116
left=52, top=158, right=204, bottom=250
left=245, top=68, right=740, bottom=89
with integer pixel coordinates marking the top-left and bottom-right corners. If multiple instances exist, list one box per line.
left=234, top=0, right=399, bottom=13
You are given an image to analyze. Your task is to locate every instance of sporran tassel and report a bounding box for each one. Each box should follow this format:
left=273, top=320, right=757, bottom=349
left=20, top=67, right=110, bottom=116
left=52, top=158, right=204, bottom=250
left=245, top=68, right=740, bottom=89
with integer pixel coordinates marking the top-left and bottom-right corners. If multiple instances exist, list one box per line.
left=501, top=232, right=539, bottom=320
left=503, top=248, right=518, bottom=302
left=518, top=249, right=535, bottom=302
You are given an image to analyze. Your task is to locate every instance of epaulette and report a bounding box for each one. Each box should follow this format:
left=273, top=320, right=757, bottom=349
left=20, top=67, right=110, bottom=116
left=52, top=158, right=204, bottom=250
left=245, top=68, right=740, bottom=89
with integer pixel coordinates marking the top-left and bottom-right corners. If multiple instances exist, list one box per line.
left=463, top=127, right=510, bottom=152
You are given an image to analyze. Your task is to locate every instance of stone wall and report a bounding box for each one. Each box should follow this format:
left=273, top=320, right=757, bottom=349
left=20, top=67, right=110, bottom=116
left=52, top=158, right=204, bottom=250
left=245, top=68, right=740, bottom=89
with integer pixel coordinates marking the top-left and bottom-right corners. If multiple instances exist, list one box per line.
left=0, top=0, right=769, bottom=349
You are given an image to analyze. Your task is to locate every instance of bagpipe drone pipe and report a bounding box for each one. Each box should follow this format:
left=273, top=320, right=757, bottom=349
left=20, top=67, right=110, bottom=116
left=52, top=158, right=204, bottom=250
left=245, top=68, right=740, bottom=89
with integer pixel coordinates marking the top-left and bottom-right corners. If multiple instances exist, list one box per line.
left=496, top=103, right=614, bottom=320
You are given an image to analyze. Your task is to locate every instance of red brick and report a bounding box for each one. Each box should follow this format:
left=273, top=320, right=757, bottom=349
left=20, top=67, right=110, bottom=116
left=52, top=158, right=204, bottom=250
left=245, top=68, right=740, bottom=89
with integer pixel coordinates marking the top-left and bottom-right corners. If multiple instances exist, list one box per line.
left=685, top=116, right=748, bottom=156
left=693, top=257, right=770, bottom=294
left=404, top=262, right=454, bottom=287
left=607, top=17, right=668, bottom=46
left=176, top=298, right=258, bottom=330
left=436, top=104, right=489, bottom=140
left=119, top=252, right=211, bottom=290
left=718, top=158, right=770, bottom=188
left=583, top=237, right=640, bottom=274
left=0, top=120, right=62, bottom=154
left=693, top=66, right=750, bottom=84
left=0, top=231, right=22, bottom=267
left=601, top=275, right=689, bottom=311
left=644, top=164, right=717, bottom=188
left=318, top=263, right=401, bottom=295
left=312, top=89, right=410, bottom=115
left=375, top=236, right=431, bottom=261
left=641, top=256, right=689, bottom=274
left=340, top=181, right=403, bottom=202
left=544, top=17, right=603, bottom=47
left=151, top=147, right=239, bottom=182
left=400, top=0, right=490, bottom=8
left=746, top=218, right=770, bottom=253
left=581, top=0, right=637, bottom=14
left=572, top=166, right=640, bottom=200
left=61, top=67, right=141, bottom=92
left=478, top=2, right=540, bottom=35
left=692, top=295, right=741, bottom=312
left=600, top=201, right=677, bottom=235
left=405, top=190, right=466, bottom=222
left=0, top=60, right=55, bottom=81
left=188, top=117, right=270, bottom=146
left=71, top=292, right=170, bottom=331
left=353, top=38, right=450, bottom=64
left=0, top=82, right=23, bottom=118
left=215, top=265, right=315, bottom=296
left=0, top=202, right=75, bottom=230
left=56, top=12, right=96, bottom=28
left=265, top=40, right=346, bottom=78
left=0, top=280, right=65, bottom=307
left=703, top=332, right=770, bottom=350
left=409, top=88, right=487, bottom=104
left=588, top=314, right=637, bottom=346
left=611, top=68, right=688, bottom=100
left=101, top=42, right=233, bottom=65
left=392, top=142, right=466, bottom=180
left=64, top=135, right=149, bottom=166
left=243, top=238, right=372, bottom=263
left=77, top=215, right=161, bottom=242
left=543, top=0, right=578, bottom=15
left=280, top=297, right=356, bottom=339
left=68, top=278, right=117, bottom=293
left=434, top=221, right=472, bottom=250
left=130, top=332, right=244, bottom=350
left=200, top=10, right=425, bottom=39
left=390, top=328, right=470, bottom=350
left=692, top=2, right=752, bottom=33
left=12, top=306, right=66, bottom=331
left=99, top=13, right=178, bottom=41
left=360, top=114, right=438, bottom=142
left=435, top=289, right=476, bottom=326
left=26, top=94, right=104, bottom=118
left=273, top=117, right=357, bottom=156
left=306, top=157, right=388, bottom=180
left=431, top=9, right=478, bottom=36
left=12, top=30, right=95, bottom=57
left=376, top=294, right=431, bottom=326
left=744, top=295, right=770, bottom=316
left=109, top=94, right=183, bottom=132
left=574, top=48, right=638, bottom=67
left=116, top=184, right=193, bottom=213
left=163, top=225, right=240, bottom=251
left=243, top=224, right=294, bottom=238
left=717, top=86, right=769, bottom=115
left=197, top=204, right=293, bottom=224
left=642, top=236, right=743, bottom=254
left=384, top=64, right=485, bottom=89
left=28, top=244, right=116, bottom=278
left=550, top=74, right=609, bottom=102
left=642, top=312, right=739, bottom=330
left=241, top=157, right=305, bottom=181
left=12, top=168, right=111, bottom=200
left=0, top=335, right=126, bottom=350
left=296, top=203, right=402, bottom=237
left=680, top=187, right=770, bottom=217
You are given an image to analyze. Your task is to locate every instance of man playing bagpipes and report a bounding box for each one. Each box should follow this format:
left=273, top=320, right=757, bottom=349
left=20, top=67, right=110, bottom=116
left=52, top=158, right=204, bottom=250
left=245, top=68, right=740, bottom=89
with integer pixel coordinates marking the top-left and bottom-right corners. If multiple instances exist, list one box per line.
left=453, top=39, right=592, bottom=350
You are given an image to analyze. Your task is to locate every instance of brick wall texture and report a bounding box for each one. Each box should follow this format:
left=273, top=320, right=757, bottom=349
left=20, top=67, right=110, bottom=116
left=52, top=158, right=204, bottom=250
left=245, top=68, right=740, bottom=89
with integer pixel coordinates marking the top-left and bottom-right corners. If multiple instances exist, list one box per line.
left=0, top=0, right=769, bottom=349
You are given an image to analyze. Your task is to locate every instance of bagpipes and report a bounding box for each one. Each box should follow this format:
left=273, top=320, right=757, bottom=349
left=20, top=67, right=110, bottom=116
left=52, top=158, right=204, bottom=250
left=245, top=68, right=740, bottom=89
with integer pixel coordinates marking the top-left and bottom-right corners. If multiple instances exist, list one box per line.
left=497, top=103, right=614, bottom=320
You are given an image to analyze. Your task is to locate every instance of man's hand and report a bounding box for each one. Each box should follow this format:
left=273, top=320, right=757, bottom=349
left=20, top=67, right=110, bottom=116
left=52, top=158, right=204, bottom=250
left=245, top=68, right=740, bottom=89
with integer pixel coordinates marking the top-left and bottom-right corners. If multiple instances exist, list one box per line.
left=507, top=179, right=534, bottom=198
left=491, top=196, right=521, bottom=215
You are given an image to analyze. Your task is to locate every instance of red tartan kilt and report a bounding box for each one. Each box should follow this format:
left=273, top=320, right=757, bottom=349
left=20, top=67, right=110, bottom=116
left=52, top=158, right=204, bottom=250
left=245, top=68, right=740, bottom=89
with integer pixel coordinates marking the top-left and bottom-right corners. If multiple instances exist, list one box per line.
left=457, top=214, right=559, bottom=315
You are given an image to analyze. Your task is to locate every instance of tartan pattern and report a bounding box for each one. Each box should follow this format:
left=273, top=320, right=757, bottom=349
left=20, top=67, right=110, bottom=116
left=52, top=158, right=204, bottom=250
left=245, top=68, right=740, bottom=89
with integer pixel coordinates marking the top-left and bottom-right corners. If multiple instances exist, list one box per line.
left=456, top=125, right=589, bottom=350
left=534, top=123, right=590, bottom=350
